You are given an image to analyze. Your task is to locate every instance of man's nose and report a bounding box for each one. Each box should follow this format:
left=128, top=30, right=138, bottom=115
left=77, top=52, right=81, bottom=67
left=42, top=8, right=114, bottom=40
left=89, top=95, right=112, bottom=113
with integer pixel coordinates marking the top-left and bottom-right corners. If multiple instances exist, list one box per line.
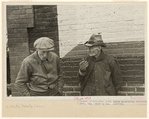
left=89, top=49, right=93, bottom=52
left=44, top=52, right=48, bottom=57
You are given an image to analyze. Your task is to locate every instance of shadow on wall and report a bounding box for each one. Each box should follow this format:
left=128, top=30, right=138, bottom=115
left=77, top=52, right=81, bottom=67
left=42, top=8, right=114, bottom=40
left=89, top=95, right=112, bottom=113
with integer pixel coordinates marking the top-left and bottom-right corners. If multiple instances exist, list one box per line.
left=61, top=41, right=145, bottom=96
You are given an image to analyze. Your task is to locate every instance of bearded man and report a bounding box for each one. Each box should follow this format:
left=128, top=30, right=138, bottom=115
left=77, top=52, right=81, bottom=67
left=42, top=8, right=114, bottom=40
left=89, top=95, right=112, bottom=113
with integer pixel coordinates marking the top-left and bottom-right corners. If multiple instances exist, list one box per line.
left=78, top=33, right=123, bottom=96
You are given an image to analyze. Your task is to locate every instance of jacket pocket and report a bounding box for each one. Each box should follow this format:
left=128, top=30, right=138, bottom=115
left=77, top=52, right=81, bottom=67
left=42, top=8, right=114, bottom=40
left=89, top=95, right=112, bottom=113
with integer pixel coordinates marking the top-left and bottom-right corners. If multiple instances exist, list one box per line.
left=32, top=77, right=38, bottom=85
left=32, top=77, right=44, bottom=85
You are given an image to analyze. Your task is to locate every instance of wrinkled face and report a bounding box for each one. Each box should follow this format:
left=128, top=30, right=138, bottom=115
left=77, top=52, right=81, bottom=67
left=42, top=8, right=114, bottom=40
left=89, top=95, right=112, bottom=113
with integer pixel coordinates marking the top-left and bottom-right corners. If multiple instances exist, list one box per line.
left=88, top=46, right=101, bottom=57
left=37, top=50, right=51, bottom=61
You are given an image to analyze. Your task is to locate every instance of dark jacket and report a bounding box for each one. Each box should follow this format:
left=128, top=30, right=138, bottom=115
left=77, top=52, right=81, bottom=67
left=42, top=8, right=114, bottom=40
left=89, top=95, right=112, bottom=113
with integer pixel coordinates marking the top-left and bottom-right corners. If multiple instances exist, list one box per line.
left=78, top=51, right=123, bottom=96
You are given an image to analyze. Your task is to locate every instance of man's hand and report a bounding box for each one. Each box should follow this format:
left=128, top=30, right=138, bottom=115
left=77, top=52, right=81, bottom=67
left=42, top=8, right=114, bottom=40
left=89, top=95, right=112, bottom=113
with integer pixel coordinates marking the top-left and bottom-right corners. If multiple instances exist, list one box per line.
left=79, top=60, right=89, bottom=72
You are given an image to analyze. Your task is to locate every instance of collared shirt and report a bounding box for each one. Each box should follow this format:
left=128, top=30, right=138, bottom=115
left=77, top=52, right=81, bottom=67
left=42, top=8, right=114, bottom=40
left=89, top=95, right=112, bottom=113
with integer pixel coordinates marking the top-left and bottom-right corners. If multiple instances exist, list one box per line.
left=15, top=51, right=63, bottom=96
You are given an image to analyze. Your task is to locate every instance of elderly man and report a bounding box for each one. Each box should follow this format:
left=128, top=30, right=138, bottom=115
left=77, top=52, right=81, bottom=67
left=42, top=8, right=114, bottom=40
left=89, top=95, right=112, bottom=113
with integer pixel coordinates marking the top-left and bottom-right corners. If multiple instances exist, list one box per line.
left=15, top=37, right=63, bottom=96
left=78, top=33, right=123, bottom=96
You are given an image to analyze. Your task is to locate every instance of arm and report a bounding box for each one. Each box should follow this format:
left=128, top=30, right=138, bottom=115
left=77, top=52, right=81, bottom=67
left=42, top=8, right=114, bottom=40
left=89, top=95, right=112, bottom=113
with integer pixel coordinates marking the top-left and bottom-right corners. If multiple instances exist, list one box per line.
left=78, top=69, right=86, bottom=83
left=15, top=59, right=31, bottom=96
left=57, top=57, right=64, bottom=95
left=110, top=58, right=123, bottom=94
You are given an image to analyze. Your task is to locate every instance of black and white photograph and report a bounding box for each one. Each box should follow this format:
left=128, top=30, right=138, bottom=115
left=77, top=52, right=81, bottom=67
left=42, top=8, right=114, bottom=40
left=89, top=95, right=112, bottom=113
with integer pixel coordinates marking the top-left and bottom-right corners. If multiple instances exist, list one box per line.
left=5, top=2, right=146, bottom=97
left=2, top=1, right=147, bottom=117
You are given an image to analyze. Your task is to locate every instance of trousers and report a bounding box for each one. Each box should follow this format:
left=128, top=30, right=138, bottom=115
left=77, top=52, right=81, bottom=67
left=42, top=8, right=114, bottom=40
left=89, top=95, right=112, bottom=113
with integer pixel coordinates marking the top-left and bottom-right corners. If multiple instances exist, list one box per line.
left=29, top=89, right=61, bottom=96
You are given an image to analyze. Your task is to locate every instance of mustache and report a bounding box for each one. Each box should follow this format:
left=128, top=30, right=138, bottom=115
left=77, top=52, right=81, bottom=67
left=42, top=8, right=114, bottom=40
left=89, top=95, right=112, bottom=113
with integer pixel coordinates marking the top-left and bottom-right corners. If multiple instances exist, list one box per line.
left=41, top=57, right=47, bottom=60
left=89, top=49, right=100, bottom=56
left=89, top=52, right=96, bottom=56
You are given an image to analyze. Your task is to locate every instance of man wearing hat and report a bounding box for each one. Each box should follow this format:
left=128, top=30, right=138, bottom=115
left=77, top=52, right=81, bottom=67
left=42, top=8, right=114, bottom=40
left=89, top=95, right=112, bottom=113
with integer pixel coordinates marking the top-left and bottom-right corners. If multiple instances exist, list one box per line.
left=15, top=37, right=63, bottom=96
left=78, top=33, right=123, bottom=96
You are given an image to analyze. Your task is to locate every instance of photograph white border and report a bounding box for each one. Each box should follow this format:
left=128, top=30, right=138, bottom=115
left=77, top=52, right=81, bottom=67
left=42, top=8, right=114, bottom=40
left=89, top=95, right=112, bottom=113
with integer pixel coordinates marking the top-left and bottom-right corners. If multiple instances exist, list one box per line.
left=1, top=0, right=148, bottom=118
left=3, top=1, right=147, bottom=101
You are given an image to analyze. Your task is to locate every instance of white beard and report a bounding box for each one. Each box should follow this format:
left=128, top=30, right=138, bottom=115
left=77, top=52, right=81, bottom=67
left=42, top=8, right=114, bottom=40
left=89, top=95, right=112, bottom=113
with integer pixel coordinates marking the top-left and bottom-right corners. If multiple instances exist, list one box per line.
left=89, top=49, right=101, bottom=58
left=89, top=53, right=96, bottom=56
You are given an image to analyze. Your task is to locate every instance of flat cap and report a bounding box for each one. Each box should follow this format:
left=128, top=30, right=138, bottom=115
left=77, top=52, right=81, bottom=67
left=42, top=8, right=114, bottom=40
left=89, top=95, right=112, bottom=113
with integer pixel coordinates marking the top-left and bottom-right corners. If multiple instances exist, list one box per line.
left=34, top=37, right=54, bottom=51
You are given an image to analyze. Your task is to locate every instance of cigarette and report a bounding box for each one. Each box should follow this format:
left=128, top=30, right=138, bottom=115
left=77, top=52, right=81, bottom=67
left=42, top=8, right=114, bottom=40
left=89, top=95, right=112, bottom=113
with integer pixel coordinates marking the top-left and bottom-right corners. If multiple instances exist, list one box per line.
left=83, top=57, right=87, bottom=61
left=81, top=57, right=87, bottom=62
left=79, top=58, right=85, bottom=65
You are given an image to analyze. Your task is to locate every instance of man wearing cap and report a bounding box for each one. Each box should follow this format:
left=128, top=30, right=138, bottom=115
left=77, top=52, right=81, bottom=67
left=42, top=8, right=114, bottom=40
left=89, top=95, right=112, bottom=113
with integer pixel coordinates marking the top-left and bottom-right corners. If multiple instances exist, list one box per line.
left=15, top=37, right=63, bottom=96
left=78, top=33, right=123, bottom=96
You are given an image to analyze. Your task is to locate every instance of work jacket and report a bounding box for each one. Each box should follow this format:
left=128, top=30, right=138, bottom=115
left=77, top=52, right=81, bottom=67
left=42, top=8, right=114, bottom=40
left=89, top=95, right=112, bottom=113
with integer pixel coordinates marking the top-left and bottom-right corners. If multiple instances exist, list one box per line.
left=78, top=51, right=123, bottom=96
left=15, top=51, right=63, bottom=96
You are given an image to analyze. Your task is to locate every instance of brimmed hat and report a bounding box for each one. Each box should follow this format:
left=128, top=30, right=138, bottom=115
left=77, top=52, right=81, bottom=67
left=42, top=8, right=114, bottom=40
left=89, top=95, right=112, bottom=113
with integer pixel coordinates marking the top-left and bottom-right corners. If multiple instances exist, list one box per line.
left=34, top=37, right=54, bottom=51
left=84, top=33, right=106, bottom=47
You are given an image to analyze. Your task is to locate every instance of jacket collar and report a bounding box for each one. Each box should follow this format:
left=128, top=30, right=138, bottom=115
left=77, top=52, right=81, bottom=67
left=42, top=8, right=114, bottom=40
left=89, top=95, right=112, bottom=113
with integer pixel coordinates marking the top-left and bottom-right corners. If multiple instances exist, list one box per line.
left=91, top=50, right=106, bottom=61
left=33, top=51, right=42, bottom=64
left=33, top=51, right=53, bottom=64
